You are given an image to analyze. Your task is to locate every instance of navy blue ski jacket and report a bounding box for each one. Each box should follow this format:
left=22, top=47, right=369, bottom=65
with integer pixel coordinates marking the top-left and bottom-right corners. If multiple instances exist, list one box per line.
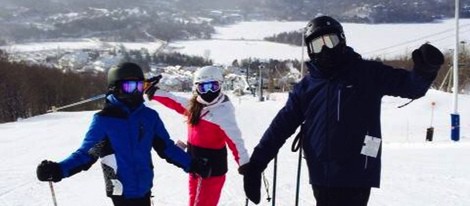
left=250, top=47, right=436, bottom=188
left=59, top=94, right=192, bottom=198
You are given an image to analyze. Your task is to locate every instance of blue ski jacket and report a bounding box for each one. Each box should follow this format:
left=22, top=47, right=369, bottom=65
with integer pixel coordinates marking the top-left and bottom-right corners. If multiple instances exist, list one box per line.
left=250, top=47, right=436, bottom=188
left=59, top=94, right=192, bottom=198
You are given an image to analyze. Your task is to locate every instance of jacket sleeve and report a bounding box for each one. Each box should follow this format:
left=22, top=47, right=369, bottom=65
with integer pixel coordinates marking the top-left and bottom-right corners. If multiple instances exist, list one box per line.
left=219, top=102, right=250, bottom=166
left=250, top=83, right=305, bottom=171
left=371, top=61, right=435, bottom=99
left=150, top=90, right=189, bottom=115
left=59, top=114, right=105, bottom=177
left=152, top=112, right=192, bottom=172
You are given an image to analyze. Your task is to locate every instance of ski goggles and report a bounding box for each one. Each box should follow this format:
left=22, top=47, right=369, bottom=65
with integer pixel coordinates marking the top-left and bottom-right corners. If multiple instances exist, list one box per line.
left=121, top=80, right=144, bottom=94
left=196, top=81, right=221, bottom=94
left=308, top=34, right=340, bottom=54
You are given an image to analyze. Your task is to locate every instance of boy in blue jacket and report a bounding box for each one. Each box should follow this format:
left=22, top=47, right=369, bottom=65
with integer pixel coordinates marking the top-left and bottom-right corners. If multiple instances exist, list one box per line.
left=36, top=62, right=210, bottom=206
left=242, top=16, right=444, bottom=206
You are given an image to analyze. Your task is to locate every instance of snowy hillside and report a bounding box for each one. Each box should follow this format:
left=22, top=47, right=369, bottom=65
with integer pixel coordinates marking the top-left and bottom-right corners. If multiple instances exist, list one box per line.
left=2, top=19, right=470, bottom=67
left=0, top=90, right=469, bottom=206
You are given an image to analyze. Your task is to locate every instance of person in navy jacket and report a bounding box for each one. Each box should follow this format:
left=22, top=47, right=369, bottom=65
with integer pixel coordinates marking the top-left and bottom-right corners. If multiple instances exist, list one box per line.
left=36, top=62, right=210, bottom=206
left=242, top=16, right=445, bottom=206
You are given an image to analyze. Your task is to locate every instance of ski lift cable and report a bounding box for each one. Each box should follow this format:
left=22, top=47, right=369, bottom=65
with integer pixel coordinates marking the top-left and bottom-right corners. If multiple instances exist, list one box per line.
left=367, top=28, right=470, bottom=58
left=362, top=23, right=470, bottom=55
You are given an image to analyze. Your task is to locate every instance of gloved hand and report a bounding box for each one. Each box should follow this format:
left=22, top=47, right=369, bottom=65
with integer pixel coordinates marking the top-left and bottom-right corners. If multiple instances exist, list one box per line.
left=144, top=75, right=162, bottom=99
left=238, top=163, right=249, bottom=175
left=36, top=160, right=63, bottom=182
left=412, top=43, right=444, bottom=74
left=189, top=157, right=212, bottom=178
left=243, top=162, right=262, bottom=204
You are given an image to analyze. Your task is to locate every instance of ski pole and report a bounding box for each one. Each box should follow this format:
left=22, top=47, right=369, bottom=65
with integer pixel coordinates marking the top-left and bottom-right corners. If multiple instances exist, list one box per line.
left=47, top=74, right=163, bottom=113
left=261, top=172, right=271, bottom=202
left=291, top=126, right=304, bottom=206
left=47, top=94, right=106, bottom=112
left=272, top=155, right=277, bottom=206
left=48, top=181, right=58, bottom=206
left=245, top=198, right=249, bottom=206
left=294, top=146, right=302, bottom=206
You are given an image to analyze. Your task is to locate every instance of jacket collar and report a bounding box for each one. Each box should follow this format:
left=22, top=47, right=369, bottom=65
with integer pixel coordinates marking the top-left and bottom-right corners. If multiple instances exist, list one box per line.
left=306, top=46, right=362, bottom=79
left=106, top=94, right=144, bottom=115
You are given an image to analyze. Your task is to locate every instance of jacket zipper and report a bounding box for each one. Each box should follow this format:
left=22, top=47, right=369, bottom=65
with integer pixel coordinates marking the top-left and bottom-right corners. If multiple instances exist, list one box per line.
left=138, top=122, right=144, bottom=142
left=326, top=81, right=331, bottom=186
left=364, top=131, right=369, bottom=169
left=337, top=89, right=341, bottom=122
left=130, top=120, right=139, bottom=194
left=364, top=156, right=368, bottom=169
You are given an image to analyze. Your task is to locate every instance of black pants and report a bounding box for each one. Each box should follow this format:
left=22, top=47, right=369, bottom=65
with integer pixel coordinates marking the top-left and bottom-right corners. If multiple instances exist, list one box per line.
left=312, top=185, right=371, bottom=206
left=111, top=192, right=151, bottom=206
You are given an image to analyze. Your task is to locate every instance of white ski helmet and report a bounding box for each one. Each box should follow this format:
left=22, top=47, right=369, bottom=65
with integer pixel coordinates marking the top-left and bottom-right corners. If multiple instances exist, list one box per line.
left=193, top=66, right=224, bottom=84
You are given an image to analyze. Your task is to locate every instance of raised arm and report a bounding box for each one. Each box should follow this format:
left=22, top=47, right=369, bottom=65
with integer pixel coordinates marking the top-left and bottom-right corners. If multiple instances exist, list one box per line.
left=151, top=90, right=189, bottom=115
left=374, top=43, right=444, bottom=98
left=145, top=75, right=190, bottom=115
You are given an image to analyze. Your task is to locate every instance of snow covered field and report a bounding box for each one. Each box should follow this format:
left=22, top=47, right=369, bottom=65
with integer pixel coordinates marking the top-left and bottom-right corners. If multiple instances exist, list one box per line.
left=1, top=19, right=470, bottom=65
left=172, top=19, right=470, bottom=64
left=0, top=90, right=469, bottom=206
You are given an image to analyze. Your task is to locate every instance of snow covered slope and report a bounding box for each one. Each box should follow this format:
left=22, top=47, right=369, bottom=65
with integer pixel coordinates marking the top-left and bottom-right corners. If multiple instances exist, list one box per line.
left=0, top=90, right=469, bottom=206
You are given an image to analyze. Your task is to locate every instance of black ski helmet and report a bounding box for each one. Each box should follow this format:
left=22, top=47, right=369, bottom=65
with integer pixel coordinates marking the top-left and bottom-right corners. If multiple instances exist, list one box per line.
left=107, top=62, right=145, bottom=88
left=304, top=16, right=346, bottom=59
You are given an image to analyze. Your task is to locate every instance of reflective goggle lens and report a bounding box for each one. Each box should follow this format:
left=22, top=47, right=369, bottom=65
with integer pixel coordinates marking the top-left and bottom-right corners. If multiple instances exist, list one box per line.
left=196, top=81, right=220, bottom=94
left=121, top=80, right=144, bottom=94
left=309, top=34, right=340, bottom=53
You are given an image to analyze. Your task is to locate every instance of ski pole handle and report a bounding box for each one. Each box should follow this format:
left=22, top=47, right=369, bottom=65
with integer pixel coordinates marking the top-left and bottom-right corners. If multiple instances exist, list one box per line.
left=48, top=181, right=58, bottom=206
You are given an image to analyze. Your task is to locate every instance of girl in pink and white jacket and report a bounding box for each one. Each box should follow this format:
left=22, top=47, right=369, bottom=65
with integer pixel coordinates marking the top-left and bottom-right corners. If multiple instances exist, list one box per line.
left=145, top=66, right=250, bottom=206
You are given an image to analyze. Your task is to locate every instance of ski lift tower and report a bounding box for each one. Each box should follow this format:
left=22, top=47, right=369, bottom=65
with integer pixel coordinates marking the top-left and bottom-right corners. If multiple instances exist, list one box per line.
left=451, top=0, right=460, bottom=141
left=258, top=64, right=265, bottom=102
left=300, top=27, right=306, bottom=78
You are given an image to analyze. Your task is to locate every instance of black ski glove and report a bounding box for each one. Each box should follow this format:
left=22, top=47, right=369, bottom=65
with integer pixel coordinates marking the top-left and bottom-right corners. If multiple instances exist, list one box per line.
left=36, top=160, right=63, bottom=182
left=189, top=157, right=212, bottom=178
left=144, top=75, right=162, bottom=99
left=412, top=43, right=444, bottom=76
left=243, top=162, right=262, bottom=204
left=238, top=163, right=249, bottom=175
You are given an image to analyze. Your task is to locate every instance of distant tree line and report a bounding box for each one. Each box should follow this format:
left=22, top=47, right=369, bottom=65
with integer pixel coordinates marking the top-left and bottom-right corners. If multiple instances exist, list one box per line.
left=120, top=47, right=213, bottom=70
left=264, top=31, right=302, bottom=46
left=263, top=0, right=468, bottom=23
left=0, top=51, right=106, bottom=123
left=153, top=52, right=213, bottom=67
left=1, top=8, right=215, bottom=44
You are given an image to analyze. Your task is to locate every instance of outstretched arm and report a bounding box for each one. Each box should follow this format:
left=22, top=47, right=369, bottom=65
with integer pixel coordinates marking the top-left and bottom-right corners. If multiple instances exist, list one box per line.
left=151, top=113, right=212, bottom=177
left=375, top=43, right=444, bottom=98
left=152, top=112, right=192, bottom=171
left=151, top=90, right=190, bottom=115
left=59, top=114, right=106, bottom=178
left=145, top=74, right=190, bottom=115
left=243, top=88, right=304, bottom=204
left=250, top=88, right=304, bottom=171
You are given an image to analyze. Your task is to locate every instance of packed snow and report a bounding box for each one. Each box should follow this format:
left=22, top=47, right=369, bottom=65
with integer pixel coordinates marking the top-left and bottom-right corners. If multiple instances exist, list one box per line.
left=0, top=89, right=469, bottom=206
